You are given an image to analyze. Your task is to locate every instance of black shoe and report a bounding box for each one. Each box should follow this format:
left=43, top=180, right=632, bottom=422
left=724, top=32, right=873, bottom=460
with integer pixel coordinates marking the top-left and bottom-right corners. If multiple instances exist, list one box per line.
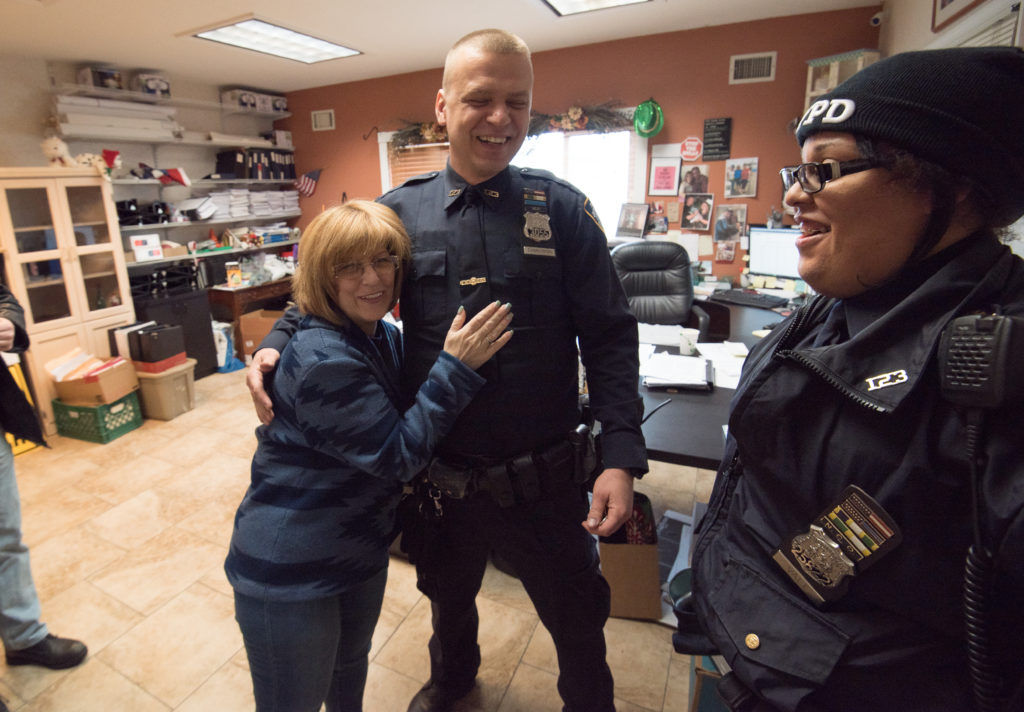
left=406, top=679, right=474, bottom=712
left=6, top=634, right=87, bottom=670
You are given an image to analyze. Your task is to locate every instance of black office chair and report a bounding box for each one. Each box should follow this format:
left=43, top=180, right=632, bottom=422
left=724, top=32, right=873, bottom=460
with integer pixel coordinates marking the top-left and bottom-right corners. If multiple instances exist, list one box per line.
left=610, top=240, right=711, bottom=339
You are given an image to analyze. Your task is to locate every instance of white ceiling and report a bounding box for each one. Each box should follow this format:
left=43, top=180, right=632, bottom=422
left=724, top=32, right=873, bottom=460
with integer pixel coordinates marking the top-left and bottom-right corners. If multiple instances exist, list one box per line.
left=2, top=0, right=877, bottom=93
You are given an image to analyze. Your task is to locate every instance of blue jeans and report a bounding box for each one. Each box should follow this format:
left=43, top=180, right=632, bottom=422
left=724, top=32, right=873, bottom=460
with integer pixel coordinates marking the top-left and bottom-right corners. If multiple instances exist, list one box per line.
left=0, top=434, right=46, bottom=651
left=234, top=567, right=387, bottom=712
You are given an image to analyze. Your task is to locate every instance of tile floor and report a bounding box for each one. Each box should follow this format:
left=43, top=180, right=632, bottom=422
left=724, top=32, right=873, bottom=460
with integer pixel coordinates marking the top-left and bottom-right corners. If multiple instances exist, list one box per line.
left=3, top=369, right=716, bottom=711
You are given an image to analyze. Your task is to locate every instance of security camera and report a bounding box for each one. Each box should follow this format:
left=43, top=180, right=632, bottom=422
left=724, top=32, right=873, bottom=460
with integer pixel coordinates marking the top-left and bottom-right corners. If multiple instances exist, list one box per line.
left=870, top=11, right=884, bottom=26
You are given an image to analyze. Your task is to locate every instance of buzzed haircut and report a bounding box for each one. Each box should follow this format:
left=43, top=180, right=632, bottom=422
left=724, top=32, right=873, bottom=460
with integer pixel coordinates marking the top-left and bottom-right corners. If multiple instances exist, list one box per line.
left=442, top=29, right=531, bottom=90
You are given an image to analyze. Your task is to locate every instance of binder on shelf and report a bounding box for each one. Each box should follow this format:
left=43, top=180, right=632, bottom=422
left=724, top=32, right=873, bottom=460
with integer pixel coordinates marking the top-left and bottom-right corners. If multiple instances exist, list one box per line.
left=108, top=321, right=157, bottom=359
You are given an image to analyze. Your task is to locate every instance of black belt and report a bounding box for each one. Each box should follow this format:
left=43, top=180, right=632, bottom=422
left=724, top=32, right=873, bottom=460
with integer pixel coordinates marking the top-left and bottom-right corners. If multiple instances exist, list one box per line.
left=428, top=438, right=575, bottom=507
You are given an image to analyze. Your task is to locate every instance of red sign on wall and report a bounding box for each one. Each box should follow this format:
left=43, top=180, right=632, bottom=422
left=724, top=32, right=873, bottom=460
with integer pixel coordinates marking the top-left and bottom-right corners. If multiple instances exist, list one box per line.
left=681, top=136, right=703, bottom=161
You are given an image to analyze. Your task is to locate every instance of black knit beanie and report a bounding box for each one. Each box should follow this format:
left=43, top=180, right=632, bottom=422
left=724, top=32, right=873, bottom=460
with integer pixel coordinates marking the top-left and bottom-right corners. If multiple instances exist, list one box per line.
left=795, top=47, right=1024, bottom=226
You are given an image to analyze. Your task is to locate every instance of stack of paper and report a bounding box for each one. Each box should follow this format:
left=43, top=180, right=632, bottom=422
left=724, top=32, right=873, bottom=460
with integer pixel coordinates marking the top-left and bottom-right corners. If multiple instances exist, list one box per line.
left=640, top=353, right=714, bottom=390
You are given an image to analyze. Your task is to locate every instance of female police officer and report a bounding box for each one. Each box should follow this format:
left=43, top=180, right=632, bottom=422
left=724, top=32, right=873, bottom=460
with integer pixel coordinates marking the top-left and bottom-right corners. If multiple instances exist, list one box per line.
left=690, top=48, right=1024, bottom=711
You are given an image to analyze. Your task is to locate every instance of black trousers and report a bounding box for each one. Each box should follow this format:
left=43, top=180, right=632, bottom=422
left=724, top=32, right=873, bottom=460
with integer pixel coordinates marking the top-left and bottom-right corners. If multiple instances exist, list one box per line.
left=415, top=481, right=614, bottom=712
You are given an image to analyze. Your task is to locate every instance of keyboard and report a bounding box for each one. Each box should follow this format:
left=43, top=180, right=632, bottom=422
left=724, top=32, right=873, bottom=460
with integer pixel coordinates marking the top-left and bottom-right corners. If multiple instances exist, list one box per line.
left=708, top=288, right=789, bottom=310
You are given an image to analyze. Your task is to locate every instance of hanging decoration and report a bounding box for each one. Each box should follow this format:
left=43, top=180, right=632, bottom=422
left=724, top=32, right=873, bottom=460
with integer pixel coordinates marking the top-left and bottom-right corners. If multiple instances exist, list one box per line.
left=387, top=103, right=634, bottom=151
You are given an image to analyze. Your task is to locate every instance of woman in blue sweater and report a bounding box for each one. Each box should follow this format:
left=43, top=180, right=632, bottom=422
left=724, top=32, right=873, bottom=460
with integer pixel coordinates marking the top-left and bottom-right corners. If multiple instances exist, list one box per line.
left=224, top=201, right=512, bottom=712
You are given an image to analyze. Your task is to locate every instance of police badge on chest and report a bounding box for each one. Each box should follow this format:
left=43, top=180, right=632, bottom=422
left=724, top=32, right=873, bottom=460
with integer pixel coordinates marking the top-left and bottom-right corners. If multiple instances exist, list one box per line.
left=522, top=188, right=556, bottom=258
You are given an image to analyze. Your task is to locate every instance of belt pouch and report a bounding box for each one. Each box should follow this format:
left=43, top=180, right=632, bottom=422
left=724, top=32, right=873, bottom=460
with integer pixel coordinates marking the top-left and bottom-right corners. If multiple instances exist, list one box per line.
left=483, top=463, right=516, bottom=507
left=510, top=452, right=541, bottom=502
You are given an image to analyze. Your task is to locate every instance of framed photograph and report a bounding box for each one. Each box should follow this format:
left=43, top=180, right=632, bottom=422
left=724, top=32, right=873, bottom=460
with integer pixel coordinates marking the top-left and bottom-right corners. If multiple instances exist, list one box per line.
left=713, top=204, right=746, bottom=242
left=715, top=240, right=737, bottom=263
left=681, top=164, right=710, bottom=194
left=616, top=203, right=650, bottom=238
left=646, top=215, right=669, bottom=235
left=648, top=156, right=681, bottom=196
left=679, top=193, right=714, bottom=231
left=724, top=158, right=758, bottom=198
left=932, top=0, right=985, bottom=32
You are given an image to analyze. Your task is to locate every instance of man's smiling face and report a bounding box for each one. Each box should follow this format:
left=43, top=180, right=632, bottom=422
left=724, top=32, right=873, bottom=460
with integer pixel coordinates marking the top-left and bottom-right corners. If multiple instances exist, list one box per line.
left=435, top=46, right=533, bottom=185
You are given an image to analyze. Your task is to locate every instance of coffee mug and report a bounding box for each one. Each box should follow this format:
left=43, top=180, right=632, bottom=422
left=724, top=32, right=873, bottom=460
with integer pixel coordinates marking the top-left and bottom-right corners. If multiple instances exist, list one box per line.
left=679, top=328, right=701, bottom=355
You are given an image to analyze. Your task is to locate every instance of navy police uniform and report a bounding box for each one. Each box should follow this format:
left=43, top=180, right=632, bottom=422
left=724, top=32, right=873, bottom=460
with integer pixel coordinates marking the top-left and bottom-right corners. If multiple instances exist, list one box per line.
left=379, top=164, right=647, bottom=711
left=260, top=164, right=647, bottom=710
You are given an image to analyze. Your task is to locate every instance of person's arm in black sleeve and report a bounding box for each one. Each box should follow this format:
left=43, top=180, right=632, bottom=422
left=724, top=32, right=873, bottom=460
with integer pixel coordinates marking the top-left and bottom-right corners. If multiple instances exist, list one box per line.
left=247, top=306, right=302, bottom=425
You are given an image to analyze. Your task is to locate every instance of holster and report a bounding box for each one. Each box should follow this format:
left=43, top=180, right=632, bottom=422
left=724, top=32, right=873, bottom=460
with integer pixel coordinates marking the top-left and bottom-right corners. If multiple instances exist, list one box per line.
left=567, top=423, right=598, bottom=484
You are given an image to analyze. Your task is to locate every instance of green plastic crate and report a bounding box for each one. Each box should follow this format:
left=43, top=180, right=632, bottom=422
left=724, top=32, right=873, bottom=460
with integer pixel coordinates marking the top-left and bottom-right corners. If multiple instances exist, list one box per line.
left=52, top=392, right=142, bottom=444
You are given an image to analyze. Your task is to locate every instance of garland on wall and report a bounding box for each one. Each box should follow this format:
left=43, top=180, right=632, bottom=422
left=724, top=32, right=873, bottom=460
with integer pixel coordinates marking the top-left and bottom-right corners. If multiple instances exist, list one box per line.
left=388, top=103, right=633, bottom=151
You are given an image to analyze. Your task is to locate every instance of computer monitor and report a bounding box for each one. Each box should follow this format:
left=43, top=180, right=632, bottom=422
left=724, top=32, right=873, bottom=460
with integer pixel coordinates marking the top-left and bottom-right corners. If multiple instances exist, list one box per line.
left=747, top=225, right=802, bottom=281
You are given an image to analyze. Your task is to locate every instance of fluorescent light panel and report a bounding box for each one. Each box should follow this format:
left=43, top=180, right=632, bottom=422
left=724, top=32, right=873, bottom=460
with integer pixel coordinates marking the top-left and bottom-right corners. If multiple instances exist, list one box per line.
left=194, top=19, right=359, bottom=63
left=542, top=0, right=651, bottom=17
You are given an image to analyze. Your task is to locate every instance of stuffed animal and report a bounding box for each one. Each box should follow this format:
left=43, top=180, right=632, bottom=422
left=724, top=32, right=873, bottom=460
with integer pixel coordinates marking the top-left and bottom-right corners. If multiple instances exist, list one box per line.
left=40, top=136, right=77, bottom=167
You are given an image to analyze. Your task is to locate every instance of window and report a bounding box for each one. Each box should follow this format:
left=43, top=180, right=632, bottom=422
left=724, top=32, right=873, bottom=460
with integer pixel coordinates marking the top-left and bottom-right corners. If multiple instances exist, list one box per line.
left=379, top=125, right=647, bottom=238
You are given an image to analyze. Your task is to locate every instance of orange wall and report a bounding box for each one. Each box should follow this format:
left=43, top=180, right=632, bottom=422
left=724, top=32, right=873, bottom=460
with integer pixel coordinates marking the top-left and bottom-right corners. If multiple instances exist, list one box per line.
left=278, top=6, right=881, bottom=281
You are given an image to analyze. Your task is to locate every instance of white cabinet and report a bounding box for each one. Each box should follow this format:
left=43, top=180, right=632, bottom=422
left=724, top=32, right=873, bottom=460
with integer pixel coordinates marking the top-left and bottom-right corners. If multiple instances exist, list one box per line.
left=0, top=167, right=136, bottom=434
left=804, top=49, right=880, bottom=110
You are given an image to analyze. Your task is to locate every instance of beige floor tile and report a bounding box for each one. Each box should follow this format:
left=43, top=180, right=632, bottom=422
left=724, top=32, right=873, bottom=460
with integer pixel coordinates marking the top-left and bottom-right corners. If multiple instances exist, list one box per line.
left=373, top=596, right=433, bottom=683
left=34, top=581, right=142, bottom=658
left=29, top=527, right=126, bottom=602
left=74, top=424, right=176, bottom=471
left=663, top=654, right=693, bottom=712
left=174, top=661, right=254, bottom=712
left=73, top=454, right=180, bottom=505
left=147, top=427, right=256, bottom=469
left=381, top=557, right=424, bottom=617
left=20, top=486, right=112, bottom=550
left=21, top=658, right=168, bottom=712
left=604, top=616, right=674, bottom=710
left=496, top=663, right=560, bottom=712
left=198, top=564, right=233, bottom=599
left=98, top=583, right=241, bottom=708
left=477, top=564, right=535, bottom=616
left=176, top=500, right=237, bottom=549
left=370, top=603, right=409, bottom=662
left=364, top=662, right=423, bottom=711
left=85, top=489, right=193, bottom=549
left=15, top=454, right=102, bottom=508
left=88, top=527, right=225, bottom=614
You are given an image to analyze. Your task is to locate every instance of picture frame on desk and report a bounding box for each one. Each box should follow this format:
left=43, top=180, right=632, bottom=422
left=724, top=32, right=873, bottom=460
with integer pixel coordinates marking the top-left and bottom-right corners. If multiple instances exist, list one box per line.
left=616, top=203, right=650, bottom=238
left=932, top=0, right=985, bottom=32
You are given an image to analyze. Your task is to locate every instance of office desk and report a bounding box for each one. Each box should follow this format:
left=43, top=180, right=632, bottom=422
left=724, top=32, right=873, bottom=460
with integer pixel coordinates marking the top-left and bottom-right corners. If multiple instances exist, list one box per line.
left=641, top=386, right=732, bottom=470
left=208, top=278, right=292, bottom=358
left=636, top=302, right=780, bottom=469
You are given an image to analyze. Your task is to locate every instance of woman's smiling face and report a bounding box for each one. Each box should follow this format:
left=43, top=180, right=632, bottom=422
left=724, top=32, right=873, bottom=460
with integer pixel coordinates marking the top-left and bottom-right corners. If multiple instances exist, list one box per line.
left=786, top=132, right=932, bottom=298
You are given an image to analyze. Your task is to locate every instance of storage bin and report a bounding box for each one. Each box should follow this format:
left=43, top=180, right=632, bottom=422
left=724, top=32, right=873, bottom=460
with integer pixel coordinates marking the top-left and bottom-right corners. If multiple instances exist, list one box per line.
left=52, top=392, right=142, bottom=444
left=136, top=358, right=196, bottom=420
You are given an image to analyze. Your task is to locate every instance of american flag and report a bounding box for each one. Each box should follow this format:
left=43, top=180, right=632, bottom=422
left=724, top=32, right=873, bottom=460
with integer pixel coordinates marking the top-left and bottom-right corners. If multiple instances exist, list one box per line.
left=294, top=169, right=322, bottom=198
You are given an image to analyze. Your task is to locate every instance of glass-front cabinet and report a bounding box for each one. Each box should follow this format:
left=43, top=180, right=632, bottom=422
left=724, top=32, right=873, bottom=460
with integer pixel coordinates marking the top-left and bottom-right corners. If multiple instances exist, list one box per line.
left=0, top=167, right=135, bottom=435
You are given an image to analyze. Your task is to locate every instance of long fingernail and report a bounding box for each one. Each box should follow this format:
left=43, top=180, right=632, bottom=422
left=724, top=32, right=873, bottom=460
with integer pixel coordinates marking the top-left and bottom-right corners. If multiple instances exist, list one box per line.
left=503, top=302, right=512, bottom=310
left=457, top=305, right=465, bottom=313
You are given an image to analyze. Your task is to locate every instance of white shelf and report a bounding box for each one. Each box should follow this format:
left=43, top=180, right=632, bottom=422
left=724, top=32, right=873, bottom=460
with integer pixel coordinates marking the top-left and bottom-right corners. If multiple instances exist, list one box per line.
left=53, top=83, right=291, bottom=119
left=125, top=239, right=298, bottom=270
left=112, top=178, right=296, bottom=187
left=119, top=210, right=301, bottom=233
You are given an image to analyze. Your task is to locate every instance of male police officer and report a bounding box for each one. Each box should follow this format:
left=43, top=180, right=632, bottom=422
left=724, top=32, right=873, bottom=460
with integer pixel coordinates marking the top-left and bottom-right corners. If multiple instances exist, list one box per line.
left=248, top=29, right=647, bottom=712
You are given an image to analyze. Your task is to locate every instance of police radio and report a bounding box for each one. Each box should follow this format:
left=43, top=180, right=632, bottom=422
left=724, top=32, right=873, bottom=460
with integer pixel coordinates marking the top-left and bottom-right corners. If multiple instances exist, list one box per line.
left=938, top=313, right=1024, bottom=712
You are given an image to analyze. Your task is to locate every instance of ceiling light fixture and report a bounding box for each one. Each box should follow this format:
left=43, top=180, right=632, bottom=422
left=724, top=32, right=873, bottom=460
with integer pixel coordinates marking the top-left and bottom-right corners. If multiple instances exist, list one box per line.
left=187, top=15, right=359, bottom=64
left=541, top=0, right=651, bottom=17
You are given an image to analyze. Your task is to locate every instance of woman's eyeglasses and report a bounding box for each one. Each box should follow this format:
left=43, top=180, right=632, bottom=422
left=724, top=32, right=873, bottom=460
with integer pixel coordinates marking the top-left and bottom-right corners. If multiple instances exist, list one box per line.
left=779, top=159, right=878, bottom=194
left=334, top=255, right=400, bottom=281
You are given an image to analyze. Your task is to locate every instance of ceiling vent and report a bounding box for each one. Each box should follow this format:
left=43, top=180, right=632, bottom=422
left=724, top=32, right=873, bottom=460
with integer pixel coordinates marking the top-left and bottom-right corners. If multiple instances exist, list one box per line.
left=311, top=109, right=335, bottom=131
left=729, top=51, right=777, bottom=84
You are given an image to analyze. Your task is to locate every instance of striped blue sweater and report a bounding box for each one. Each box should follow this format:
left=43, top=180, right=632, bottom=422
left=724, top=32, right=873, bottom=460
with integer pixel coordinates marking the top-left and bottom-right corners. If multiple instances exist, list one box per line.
left=225, top=314, right=483, bottom=601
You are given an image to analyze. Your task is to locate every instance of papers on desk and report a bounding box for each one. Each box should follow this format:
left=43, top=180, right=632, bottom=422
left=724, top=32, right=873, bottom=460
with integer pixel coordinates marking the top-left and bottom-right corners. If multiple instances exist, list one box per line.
left=638, top=340, right=749, bottom=389
left=640, top=353, right=714, bottom=391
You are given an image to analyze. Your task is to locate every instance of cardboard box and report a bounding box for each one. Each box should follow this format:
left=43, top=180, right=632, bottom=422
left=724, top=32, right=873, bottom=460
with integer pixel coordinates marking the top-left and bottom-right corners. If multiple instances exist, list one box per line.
left=53, top=358, right=139, bottom=406
left=239, top=309, right=285, bottom=356
left=599, top=541, right=663, bottom=620
left=136, top=358, right=196, bottom=420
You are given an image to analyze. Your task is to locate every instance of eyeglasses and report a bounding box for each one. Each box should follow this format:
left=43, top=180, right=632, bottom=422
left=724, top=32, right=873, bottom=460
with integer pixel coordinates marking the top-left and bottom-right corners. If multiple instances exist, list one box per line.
left=334, top=255, right=399, bottom=281
left=779, top=159, right=878, bottom=194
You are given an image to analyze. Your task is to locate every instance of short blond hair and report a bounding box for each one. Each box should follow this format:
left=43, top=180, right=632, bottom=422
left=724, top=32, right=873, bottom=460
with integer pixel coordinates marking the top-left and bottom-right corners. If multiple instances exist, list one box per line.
left=442, top=29, right=532, bottom=91
left=292, top=201, right=412, bottom=326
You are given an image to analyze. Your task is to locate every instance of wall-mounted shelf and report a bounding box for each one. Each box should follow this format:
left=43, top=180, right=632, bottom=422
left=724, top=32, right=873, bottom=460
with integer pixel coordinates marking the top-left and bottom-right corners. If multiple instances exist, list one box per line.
left=125, top=238, right=298, bottom=270
left=112, top=178, right=295, bottom=188
left=119, top=210, right=301, bottom=234
left=53, top=83, right=291, bottom=119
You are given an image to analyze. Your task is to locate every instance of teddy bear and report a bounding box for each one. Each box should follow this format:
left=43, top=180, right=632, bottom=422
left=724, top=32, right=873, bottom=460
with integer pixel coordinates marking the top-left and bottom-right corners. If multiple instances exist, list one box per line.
left=40, top=136, right=78, bottom=167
